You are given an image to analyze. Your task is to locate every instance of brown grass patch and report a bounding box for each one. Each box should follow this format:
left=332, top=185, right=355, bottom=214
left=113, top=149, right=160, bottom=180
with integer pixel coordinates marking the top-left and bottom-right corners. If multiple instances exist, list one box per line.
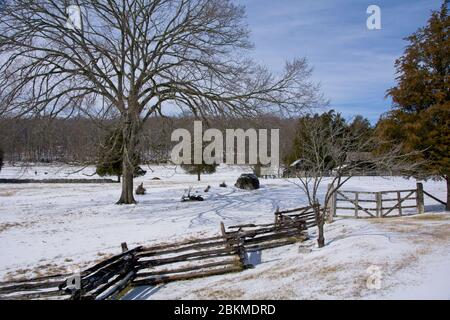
left=0, top=190, right=17, bottom=197
left=391, top=248, right=431, bottom=273
left=0, top=222, right=23, bottom=233
left=411, top=214, right=450, bottom=221
left=3, top=263, right=68, bottom=282
left=370, top=217, right=450, bottom=244
left=193, top=288, right=245, bottom=299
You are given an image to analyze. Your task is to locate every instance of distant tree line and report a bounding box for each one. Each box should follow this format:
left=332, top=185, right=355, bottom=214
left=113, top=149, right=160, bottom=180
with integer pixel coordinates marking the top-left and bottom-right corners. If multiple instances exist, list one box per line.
left=0, top=117, right=103, bottom=163
left=0, top=114, right=299, bottom=166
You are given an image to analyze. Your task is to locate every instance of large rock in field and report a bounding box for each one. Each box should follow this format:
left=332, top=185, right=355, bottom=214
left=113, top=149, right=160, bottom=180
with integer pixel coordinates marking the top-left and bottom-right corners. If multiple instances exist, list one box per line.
left=235, top=174, right=260, bottom=190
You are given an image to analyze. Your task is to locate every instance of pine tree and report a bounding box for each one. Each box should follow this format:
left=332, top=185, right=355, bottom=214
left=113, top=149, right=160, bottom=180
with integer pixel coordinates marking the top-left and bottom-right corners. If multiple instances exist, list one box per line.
left=96, top=129, right=146, bottom=182
left=181, top=162, right=218, bottom=182
left=376, top=1, right=450, bottom=210
left=285, top=110, right=348, bottom=167
left=96, top=129, right=123, bottom=182
left=348, top=115, right=374, bottom=151
left=180, top=139, right=219, bottom=181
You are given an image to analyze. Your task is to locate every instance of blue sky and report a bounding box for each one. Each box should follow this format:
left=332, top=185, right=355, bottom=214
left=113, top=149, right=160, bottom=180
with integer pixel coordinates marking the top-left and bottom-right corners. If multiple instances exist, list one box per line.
left=240, top=0, right=444, bottom=122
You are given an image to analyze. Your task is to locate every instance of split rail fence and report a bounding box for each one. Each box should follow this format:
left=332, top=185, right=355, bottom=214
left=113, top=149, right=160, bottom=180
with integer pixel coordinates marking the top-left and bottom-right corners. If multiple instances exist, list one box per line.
left=0, top=206, right=316, bottom=300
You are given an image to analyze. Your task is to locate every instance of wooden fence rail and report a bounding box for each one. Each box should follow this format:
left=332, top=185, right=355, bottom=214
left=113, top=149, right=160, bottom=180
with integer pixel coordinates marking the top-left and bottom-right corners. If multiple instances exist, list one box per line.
left=0, top=206, right=317, bottom=300
left=1, top=182, right=444, bottom=300
left=274, top=205, right=317, bottom=228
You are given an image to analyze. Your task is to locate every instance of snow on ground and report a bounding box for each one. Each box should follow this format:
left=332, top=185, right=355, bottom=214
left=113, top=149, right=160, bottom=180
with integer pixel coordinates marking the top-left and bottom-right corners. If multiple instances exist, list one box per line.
left=0, top=163, right=448, bottom=299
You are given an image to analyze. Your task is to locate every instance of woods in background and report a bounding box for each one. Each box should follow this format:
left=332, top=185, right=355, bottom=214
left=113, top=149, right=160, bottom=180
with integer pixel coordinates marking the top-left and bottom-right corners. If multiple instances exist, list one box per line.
left=0, top=115, right=298, bottom=167
left=0, top=117, right=103, bottom=163
left=285, top=111, right=374, bottom=167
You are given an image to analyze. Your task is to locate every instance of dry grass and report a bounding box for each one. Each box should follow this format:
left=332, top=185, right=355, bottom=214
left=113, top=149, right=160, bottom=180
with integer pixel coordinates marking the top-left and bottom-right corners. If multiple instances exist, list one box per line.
left=0, top=221, right=38, bottom=233
left=4, top=263, right=67, bottom=282
left=411, top=214, right=450, bottom=221
left=0, top=190, right=17, bottom=197
left=370, top=216, right=450, bottom=244
left=193, top=287, right=245, bottom=299
left=262, top=288, right=298, bottom=300
left=0, top=222, right=23, bottom=233
left=391, top=248, right=432, bottom=273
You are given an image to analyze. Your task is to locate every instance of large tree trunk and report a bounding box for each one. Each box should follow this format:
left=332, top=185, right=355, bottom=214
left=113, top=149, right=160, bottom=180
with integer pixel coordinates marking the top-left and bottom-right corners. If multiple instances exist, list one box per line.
left=118, top=162, right=135, bottom=204
left=446, top=175, right=450, bottom=211
left=117, top=114, right=138, bottom=205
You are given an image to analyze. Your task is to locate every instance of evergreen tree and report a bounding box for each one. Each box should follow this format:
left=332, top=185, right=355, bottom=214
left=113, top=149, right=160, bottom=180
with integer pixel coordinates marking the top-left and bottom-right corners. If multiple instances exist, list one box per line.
left=181, top=162, right=218, bottom=182
left=96, top=129, right=123, bottom=182
left=180, top=139, right=219, bottom=181
left=376, top=1, right=450, bottom=210
left=285, top=110, right=348, bottom=167
left=96, top=129, right=146, bottom=182
left=348, top=115, right=374, bottom=151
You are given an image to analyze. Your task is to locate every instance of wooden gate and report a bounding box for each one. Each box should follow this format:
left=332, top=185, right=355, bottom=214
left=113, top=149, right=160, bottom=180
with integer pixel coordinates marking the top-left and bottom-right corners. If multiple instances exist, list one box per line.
left=330, top=183, right=425, bottom=218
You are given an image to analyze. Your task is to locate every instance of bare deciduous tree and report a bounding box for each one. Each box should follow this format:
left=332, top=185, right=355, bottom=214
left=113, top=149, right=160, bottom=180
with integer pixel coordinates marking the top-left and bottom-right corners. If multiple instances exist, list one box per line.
left=0, top=0, right=322, bottom=204
left=291, top=114, right=419, bottom=248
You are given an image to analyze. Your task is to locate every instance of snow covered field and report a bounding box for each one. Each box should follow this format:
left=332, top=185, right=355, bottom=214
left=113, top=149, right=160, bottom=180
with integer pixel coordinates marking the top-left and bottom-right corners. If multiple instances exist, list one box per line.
left=0, top=163, right=448, bottom=299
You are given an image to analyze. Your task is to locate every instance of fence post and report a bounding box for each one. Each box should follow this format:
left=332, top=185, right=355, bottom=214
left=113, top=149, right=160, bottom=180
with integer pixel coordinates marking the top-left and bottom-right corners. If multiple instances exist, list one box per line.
left=397, top=191, right=402, bottom=216
left=274, top=207, right=280, bottom=227
left=326, top=184, right=336, bottom=223
left=354, top=192, right=359, bottom=218
left=220, top=222, right=227, bottom=238
left=416, top=182, right=425, bottom=214
left=376, top=192, right=382, bottom=218
left=121, top=242, right=128, bottom=253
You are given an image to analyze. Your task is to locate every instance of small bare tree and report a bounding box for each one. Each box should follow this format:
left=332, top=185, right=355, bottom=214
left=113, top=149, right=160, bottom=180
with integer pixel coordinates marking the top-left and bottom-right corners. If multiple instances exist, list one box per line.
left=0, top=0, right=323, bottom=204
left=291, top=113, right=419, bottom=248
